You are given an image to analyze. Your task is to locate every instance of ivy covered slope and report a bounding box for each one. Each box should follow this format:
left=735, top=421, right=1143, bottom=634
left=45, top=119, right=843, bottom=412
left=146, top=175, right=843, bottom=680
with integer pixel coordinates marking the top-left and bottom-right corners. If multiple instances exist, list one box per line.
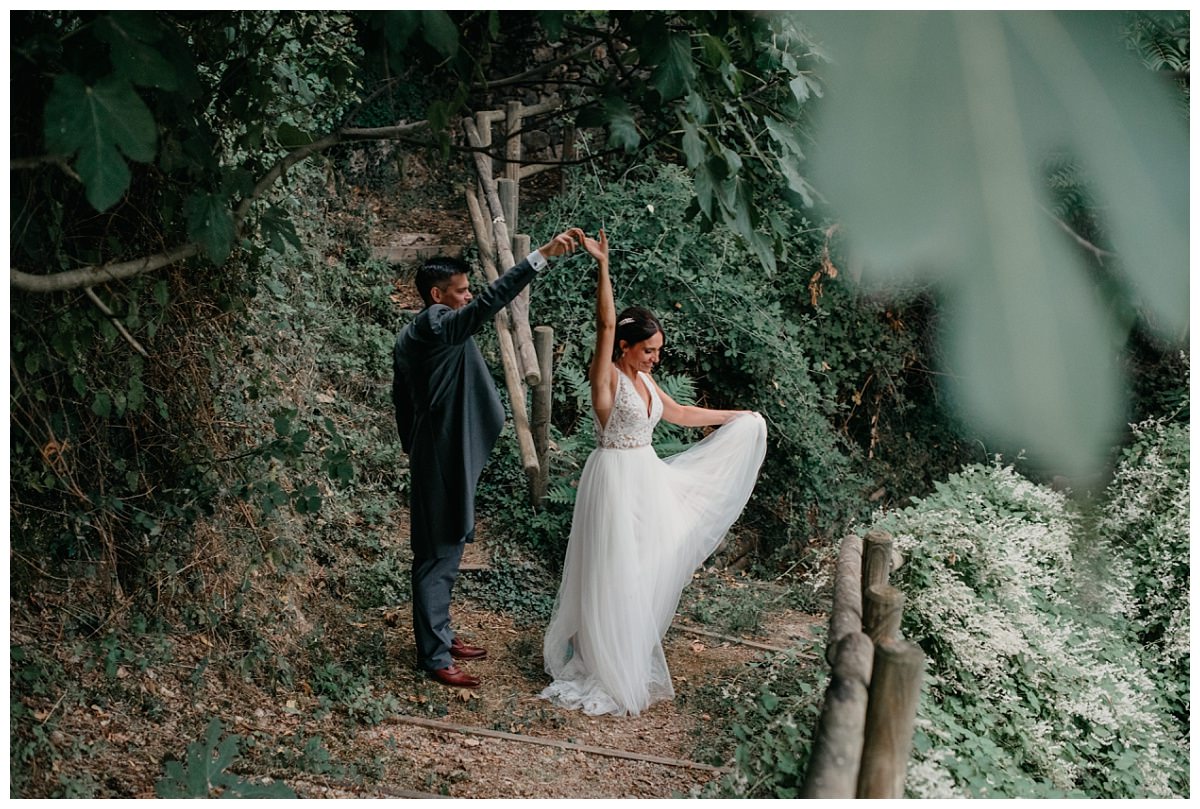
left=870, top=415, right=1190, bottom=798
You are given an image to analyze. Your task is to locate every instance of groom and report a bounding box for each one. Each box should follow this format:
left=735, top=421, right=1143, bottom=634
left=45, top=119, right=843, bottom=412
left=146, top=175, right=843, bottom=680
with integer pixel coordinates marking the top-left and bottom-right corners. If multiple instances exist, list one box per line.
left=393, top=228, right=583, bottom=688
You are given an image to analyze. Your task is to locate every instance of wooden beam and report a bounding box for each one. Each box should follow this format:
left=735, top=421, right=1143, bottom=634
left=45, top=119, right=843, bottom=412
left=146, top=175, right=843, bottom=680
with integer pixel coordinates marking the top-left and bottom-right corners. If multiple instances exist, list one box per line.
left=464, top=184, right=539, bottom=480
left=462, top=116, right=540, bottom=387
left=508, top=230, right=538, bottom=384
left=827, top=533, right=864, bottom=664
left=388, top=714, right=729, bottom=774
left=801, top=632, right=874, bottom=798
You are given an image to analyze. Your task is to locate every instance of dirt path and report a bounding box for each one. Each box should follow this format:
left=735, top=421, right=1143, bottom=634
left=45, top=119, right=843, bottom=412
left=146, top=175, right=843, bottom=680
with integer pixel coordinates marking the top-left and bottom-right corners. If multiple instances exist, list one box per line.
left=286, top=595, right=819, bottom=799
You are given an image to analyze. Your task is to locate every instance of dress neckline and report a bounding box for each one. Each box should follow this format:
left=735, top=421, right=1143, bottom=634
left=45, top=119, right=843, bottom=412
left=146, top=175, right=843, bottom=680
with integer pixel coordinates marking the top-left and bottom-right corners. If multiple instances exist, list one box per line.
left=617, top=368, right=653, bottom=419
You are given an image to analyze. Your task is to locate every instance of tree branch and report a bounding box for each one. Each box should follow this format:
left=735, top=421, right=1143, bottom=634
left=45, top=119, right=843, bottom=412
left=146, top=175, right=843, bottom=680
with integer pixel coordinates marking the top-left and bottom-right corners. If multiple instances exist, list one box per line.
left=483, top=38, right=605, bottom=89
left=1040, top=204, right=1115, bottom=265
left=12, top=119, right=429, bottom=294
left=12, top=243, right=203, bottom=294
left=84, top=286, right=150, bottom=357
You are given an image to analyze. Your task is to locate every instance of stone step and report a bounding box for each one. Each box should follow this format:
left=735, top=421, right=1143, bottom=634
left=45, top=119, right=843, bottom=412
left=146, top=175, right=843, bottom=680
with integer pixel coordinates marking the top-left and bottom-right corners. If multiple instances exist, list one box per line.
left=372, top=233, right=463, bottom=264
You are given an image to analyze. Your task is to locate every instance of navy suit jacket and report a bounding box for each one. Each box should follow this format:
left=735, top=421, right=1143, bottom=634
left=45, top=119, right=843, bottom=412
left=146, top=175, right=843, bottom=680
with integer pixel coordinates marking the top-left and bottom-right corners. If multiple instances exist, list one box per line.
left=392, top=258, right=538, bottom=557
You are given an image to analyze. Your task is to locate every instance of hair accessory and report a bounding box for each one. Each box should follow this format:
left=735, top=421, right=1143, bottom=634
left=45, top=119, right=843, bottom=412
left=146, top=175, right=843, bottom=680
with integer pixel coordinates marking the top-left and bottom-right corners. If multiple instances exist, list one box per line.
left=618, top=317, right=635, bottom=326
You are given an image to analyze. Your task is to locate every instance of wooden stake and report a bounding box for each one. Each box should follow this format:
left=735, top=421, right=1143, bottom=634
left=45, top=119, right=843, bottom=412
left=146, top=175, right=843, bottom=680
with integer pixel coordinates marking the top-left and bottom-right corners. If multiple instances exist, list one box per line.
left=509, top=232, right=538, bottom=384
left=863, top=527, right=894, bottom=594
left=863, top=584, right=904, bottom=645
left=505, top=100, right=522, bottom=183
left=856, top=639, right=925, bottom=799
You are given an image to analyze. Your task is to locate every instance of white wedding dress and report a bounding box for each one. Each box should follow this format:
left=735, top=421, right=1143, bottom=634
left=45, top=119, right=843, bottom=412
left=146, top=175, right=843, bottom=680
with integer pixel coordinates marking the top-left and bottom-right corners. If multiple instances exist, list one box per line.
left=540, top=370, right=767, bottom=716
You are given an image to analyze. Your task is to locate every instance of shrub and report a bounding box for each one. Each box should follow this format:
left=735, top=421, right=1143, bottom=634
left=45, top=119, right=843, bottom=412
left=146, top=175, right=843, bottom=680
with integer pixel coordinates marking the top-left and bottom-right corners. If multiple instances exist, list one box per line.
left=1093, top=394, right=1189, bottom=724
left=872, top=461, right=1187, bottom=798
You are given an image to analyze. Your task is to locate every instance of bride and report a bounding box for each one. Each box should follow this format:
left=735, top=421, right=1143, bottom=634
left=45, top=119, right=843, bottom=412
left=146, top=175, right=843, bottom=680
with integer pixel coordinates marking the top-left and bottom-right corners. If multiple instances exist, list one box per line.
left=540, top=229, right=767, bottom=716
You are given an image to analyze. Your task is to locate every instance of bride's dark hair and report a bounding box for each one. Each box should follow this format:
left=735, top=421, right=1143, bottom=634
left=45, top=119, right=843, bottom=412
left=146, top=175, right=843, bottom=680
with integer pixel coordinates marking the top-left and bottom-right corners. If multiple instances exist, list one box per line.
left=613, top=306, right=663, bottom=360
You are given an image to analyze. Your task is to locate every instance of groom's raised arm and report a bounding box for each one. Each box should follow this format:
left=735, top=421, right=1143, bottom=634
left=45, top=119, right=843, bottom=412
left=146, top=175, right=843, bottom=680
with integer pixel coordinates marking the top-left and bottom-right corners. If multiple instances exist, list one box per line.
left=424, top=229, right=584, bottom=345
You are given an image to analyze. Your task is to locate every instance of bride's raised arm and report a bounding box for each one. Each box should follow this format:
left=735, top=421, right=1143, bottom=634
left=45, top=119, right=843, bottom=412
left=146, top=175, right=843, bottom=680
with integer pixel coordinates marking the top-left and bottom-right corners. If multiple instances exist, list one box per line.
left=584, top=229, right=616, bottom=428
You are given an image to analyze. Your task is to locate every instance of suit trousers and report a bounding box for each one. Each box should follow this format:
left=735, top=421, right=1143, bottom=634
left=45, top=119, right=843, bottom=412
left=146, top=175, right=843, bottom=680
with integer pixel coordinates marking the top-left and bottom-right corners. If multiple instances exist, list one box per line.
left=411, top=541, right=466, bottom=671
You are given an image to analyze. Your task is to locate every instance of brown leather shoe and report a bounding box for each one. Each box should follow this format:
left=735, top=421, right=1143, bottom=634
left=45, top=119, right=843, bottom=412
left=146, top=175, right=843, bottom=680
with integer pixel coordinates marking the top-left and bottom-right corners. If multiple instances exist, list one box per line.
left=428, top=665, right=480, bottom=689
left=450, top=637, right=487, bottom=661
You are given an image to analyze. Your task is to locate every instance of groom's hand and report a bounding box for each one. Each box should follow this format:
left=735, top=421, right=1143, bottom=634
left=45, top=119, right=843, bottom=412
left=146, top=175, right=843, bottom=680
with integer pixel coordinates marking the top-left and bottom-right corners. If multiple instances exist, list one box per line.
left=538, top=228, right=585, bottom=259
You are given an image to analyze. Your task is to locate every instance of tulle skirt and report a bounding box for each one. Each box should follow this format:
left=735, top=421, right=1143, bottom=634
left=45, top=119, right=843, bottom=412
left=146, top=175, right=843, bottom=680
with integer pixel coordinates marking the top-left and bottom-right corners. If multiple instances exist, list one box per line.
left=540, top=412, right=767, bottom=716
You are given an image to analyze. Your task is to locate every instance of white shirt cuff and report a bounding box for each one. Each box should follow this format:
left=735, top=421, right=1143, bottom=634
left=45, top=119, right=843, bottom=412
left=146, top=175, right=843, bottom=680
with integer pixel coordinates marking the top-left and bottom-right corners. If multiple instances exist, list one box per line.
left=527, top=250, right=548, bottom=271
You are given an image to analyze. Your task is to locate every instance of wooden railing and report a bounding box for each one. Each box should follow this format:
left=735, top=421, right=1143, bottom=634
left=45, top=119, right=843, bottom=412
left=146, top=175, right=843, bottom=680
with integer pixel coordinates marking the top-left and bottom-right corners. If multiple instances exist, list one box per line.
left=801, top=528, right=926, bottom=798
left=461, top=97, right=565, bottom=506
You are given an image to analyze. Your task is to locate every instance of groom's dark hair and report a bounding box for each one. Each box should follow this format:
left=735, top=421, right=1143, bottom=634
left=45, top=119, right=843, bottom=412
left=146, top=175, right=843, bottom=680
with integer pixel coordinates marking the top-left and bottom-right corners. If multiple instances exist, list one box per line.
left=416, top=256, right=472, bottom=306
left=613, top=306, right=663, bottom=360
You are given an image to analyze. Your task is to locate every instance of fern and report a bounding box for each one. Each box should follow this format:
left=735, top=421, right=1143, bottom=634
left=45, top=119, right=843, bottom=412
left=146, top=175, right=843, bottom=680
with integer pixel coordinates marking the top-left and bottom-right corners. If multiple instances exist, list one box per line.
left=546, top=478, right=578, bottom=506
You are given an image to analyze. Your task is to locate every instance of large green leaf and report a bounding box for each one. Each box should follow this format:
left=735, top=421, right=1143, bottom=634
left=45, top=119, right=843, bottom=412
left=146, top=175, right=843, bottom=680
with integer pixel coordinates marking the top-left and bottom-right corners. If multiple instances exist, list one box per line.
left=43, top=74, right=158, bottom=211
left=804, top=11, right=1187, bottom=475
left=382, top=11, right=420, bottom=50
left=651, top=33, right=697, bottom=101
left=94, top=12, right=178, bottom=90
left=186, top=193, right=236, bottom=265
left=420, top=10, right=459, bottom=58
left=680, top=117, right=706, bottom=168
left=604, top=97, right=640, bottom=152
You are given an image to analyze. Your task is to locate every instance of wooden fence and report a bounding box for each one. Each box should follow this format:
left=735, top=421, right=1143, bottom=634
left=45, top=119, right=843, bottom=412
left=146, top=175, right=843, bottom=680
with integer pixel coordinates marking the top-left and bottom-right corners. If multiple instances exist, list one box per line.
left=461, top=97, right=566, bottom=506
left=801, top=528, right=926, bottom=798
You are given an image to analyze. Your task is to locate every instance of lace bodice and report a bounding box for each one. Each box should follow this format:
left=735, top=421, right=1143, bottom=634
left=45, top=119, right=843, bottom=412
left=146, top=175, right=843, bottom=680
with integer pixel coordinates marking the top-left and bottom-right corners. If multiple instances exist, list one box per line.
left=594, top=370, right=662, bottom=449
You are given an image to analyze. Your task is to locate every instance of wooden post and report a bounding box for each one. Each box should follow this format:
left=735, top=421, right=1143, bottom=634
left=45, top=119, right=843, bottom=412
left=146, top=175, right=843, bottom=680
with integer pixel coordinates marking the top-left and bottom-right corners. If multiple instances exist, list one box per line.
left=505, top=99, right=522, bottom=183
left=827, top=534, right=864, bottom=664
left=474, top=111, right=493, bottom=176
left=856, top=639, right=925, bottom=799
left=863, top=584, right=904, bottom=645
left=531, top=325, right=554, bottom=506
left=506, top=231, right=540, bottom=379
left=462, top=116, right=541, bottom=387
left=499, top=178, right=519, bottom=253
left=862, top=527, right=894, bottom=595
left=801, top=632, right=874, bottom=798
left=465, top=184, right=496, bottom=277
left=463, top=184, right=539, bottom=482
left=506, top=229, right=538, bottom=385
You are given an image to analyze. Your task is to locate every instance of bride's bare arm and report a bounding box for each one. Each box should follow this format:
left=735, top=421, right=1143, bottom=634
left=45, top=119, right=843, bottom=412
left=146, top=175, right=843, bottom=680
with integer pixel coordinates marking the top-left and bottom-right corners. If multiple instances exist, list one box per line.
left=651, top=377, right=753, bottom=427
left=585, top=229, right=617, bottom=428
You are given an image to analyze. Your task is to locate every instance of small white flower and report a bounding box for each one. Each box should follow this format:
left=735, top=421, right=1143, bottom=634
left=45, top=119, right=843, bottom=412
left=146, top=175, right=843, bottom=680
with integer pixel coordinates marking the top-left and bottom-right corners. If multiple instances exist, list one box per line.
left=646, top=203, right=655, bottom=214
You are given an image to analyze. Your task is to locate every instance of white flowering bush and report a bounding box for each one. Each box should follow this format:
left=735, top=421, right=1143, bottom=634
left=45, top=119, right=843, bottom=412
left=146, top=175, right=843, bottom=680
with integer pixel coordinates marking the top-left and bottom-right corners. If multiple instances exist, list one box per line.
left=874, top=461, right=1188, bottom=798
left=1093, top=412, right=1190, bottom=724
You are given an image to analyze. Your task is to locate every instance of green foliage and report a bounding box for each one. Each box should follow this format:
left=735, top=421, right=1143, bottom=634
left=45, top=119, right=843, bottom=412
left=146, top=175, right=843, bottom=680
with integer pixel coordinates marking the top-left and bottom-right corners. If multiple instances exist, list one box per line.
left=803, top=11, right=1188, bottom=476
left=43, top=73, right=158, bottom=211
left=870, top=461, right=1188, bottom=798
left=456, top=552, right=557, bottom=626
left=155, top=718, right=296, bottom=798
left=309, top=656, right=402, bottom=725
left=678, top=574, right=804, bottom=637
left=698, top=651, right=825, bottom=798
left=1092, top=394, right=1190, bottom=723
